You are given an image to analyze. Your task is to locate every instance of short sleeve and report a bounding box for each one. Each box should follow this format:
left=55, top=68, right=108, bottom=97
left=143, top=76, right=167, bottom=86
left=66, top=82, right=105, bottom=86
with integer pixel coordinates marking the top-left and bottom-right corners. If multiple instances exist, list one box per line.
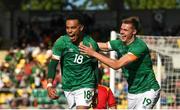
left=90, top=38, right=100, bottom=51
left=52, top=37, right=65, bottom=60
left=129, top=43, right=147, bottom=58
left=109, top=40, right=122, bottom=51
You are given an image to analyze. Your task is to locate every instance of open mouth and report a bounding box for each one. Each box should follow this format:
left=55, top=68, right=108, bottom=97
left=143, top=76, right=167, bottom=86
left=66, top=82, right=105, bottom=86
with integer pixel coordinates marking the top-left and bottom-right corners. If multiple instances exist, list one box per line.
left=120, top=35, right=127, bottom=41
left=121, top=35, right=126, bottom=38
left=70, top=36, right=76, bottom=42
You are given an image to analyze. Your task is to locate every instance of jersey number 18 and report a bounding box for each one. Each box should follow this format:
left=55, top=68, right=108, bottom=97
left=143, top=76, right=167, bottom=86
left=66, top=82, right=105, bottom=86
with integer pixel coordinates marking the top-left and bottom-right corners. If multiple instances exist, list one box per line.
left=74, top=54, right=84, bottom=64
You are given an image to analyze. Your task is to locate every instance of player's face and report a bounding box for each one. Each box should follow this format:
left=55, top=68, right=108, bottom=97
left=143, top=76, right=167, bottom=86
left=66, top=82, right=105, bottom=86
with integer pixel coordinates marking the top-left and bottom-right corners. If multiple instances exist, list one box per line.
left=66, top=19, right=83, bottom=42
left=119, top=23, right=137, bottom=44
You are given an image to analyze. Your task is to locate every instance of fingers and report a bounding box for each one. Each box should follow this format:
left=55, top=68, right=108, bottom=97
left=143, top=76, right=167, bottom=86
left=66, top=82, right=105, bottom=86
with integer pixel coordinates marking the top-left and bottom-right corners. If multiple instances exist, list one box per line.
left=79, top=43, right=95, bottom=57
left=51, top=95, right=59, bottom=99
left=89, top=43, right=93, bottom=49
left=47, top=87, right=59, bottom=99
left=79, top=44, right=86, bottom=49
left=79, top=44, right=91, bottom=51
left=79, top=41, right=83, bottom=46
left=79, top=44, right=88, bottom=54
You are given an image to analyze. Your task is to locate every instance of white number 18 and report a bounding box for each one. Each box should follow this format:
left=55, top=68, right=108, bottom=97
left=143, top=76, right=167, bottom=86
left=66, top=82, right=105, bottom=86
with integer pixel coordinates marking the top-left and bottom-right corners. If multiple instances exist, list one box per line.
left=74, top=54, right=84, bottom=64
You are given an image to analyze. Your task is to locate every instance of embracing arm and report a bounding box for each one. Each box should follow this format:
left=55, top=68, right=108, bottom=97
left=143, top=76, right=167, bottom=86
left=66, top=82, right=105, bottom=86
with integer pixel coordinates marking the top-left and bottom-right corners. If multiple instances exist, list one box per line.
left=79, top=44, right=138, bottom=70
left=91, top=52, right=137, bottom=70
left=97, top=42, right=110, bottom=51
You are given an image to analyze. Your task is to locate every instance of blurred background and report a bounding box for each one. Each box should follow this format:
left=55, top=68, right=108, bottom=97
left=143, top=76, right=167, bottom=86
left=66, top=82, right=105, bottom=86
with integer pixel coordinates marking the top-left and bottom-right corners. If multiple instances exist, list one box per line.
left=0, top=0, right=180, bottom=109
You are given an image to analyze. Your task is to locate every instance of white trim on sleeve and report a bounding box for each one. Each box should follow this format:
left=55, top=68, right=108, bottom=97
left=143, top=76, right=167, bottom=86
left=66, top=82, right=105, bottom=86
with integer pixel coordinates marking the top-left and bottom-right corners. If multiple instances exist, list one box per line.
left=127, top=52, right=134, bottom=55
left=107, top=42, right=112, bottom=50
left=47, top=83, right=52, bottom=88
left=52, top=54, right=60, bottom=60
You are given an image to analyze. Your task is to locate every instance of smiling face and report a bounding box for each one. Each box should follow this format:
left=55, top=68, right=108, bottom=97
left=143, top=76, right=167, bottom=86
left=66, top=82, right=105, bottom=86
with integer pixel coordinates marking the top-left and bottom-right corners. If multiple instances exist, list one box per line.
left=66, top=19, right=84, bottom=42
left=119, top=23, right=137, bottom=44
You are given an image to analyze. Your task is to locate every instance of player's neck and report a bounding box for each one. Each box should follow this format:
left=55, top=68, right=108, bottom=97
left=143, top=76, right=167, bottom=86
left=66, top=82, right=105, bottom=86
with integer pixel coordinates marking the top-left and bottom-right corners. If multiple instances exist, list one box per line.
left=126, top=35, right=135, bottom=45
left=74, top=34, right=83, bottom=46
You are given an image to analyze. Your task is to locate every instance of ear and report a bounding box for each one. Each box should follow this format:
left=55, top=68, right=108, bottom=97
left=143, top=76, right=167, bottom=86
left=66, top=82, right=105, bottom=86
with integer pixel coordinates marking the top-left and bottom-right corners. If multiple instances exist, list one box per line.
left=133, top=29, right=137, bottom=35
left=80, top=25, right=84, bottom=31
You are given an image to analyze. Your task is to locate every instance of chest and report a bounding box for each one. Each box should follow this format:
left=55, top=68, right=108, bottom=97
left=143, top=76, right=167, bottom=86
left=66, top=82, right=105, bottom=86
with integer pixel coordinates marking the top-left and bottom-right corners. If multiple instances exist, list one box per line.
left=116, top=45, right=129, bottom=58
left=62, top=43, right=90, bottom=64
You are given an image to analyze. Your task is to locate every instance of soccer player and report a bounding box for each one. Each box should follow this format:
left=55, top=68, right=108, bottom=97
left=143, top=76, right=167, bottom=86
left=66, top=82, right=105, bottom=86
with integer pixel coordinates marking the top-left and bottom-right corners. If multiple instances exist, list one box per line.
left=92, top=69, right=116, bottom=109
left=47, top=13, right=99, bottom=109
left=79, top=16, right=160, bottom=109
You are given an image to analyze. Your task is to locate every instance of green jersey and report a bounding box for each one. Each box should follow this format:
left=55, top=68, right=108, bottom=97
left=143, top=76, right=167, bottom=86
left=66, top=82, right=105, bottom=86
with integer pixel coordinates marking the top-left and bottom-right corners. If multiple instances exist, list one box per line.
left=109, top=37, right=160, bottom=94
left=52, top=34, right=99, bottom=91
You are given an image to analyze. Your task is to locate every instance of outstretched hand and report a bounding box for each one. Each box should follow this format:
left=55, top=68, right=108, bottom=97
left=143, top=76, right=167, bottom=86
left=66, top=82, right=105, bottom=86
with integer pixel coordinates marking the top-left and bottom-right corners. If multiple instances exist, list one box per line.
left=79, top=43, right=95, bottom=57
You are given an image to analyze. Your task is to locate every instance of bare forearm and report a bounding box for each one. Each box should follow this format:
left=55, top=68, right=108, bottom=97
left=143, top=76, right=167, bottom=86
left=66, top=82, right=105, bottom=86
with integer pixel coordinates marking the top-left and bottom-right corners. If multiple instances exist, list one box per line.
left=79, top=44, right=137, bottom=70
left=80, top=43, right=118, bottom=68
left=98, top=42, right=109, bottom=51
left=92, top=51, right=135, bottom=70
left=92, top=52, right=122, bottom=70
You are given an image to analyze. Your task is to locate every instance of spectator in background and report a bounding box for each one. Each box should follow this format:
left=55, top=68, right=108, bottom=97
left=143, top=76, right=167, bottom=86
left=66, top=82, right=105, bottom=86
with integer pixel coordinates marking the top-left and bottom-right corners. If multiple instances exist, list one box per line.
left=79, top=16, right=160, bottom=109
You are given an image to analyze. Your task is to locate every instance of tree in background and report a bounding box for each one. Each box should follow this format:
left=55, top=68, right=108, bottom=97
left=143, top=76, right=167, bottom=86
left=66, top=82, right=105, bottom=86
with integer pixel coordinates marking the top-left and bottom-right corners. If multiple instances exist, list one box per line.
left=21, top=0, right=69, bottom=11
left=0, top=0, right=180, bottom=11
left=124, top=0, right=176, bottom=10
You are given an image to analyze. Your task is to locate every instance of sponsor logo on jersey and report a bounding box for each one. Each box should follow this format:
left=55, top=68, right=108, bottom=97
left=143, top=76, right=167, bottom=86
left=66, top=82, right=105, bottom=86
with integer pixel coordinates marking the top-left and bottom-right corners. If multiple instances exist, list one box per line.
left=68, top=48, right=74, bottom=52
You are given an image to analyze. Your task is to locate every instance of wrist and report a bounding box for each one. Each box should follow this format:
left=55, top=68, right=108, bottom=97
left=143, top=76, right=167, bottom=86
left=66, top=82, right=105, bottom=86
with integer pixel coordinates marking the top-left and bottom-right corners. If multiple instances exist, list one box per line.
left=47, top=83, right=53, bottom=88
left=92, top=51, right=96, bottom=57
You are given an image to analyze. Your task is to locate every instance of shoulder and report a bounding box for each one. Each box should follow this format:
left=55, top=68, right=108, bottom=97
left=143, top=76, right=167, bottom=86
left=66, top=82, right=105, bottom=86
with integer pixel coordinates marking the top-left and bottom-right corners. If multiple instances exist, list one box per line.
left=135, top=37, right=147, bottom=47
left=109, top=39, right=123, bottom=46
left=52, top=35, right=69, bottom=50
left=109, top=40, right=123, bottom=50
left=130, top=37, right=148, bottom=51
left=54, top=35, right=69, bottom=44
left=56, top=35, right=69, bottom=42
left=83, top=35, right=95, bottom=44
left=84, top=34, right=95, bottom=42
left=83, top=34, right=99, bottom=50
left=98, top=85, right=110, bottom=92
left=128, top=37, right=149, bottom=57
left=110, top=39, right=122, bottom=43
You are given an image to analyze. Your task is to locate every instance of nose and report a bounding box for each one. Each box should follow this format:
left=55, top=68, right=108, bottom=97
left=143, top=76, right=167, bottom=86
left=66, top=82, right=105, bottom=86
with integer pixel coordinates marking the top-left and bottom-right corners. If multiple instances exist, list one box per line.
left=67, top=29, right=72, bottom=34
left=120, top=30, right=123, bottom=35
left=120, top=28, right=123, bottom=33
